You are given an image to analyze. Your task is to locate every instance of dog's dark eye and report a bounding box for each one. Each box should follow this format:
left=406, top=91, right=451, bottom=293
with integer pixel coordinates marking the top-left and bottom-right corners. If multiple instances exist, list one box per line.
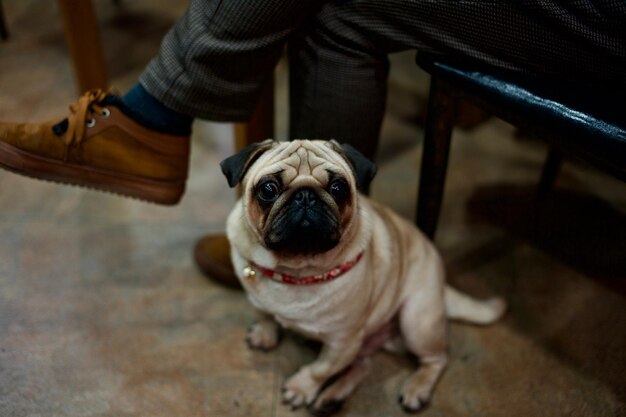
left=329, top=178, right=349, bottom=201
left=257, top=180, right=281, bottom=202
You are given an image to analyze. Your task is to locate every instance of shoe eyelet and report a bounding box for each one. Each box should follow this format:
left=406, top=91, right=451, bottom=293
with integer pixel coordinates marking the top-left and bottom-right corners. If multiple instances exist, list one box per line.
left=101, top=107, right=111, bottom=119
left=86, top=118, right=96, bottom=128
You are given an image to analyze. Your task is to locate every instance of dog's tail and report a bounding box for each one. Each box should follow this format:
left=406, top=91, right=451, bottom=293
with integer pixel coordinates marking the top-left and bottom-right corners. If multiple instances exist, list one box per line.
left=444, top=286, right=506, bottom=325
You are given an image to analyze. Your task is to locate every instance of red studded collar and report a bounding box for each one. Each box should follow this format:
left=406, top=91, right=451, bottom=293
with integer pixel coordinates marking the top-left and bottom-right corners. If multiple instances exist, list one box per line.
left=242, top=252, right=364, bottom=285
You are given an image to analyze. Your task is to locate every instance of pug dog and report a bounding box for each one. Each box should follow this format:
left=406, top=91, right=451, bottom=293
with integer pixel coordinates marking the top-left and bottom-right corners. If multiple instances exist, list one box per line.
left=222, top=139, right=505, bottom=415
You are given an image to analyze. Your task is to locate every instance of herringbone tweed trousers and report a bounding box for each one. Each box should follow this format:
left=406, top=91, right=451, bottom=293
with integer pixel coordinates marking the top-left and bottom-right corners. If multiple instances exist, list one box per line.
left=140, top=0, right=626, bottom=154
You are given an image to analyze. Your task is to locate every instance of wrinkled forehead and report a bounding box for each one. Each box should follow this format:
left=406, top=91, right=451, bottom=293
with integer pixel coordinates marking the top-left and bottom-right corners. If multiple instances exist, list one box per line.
left=251, top=140, right=351, bottom=186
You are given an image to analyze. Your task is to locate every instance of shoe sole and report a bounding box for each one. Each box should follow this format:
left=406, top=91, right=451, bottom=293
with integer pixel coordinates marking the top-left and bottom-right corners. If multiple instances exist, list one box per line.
left=0, top=141, right=185, bottom=205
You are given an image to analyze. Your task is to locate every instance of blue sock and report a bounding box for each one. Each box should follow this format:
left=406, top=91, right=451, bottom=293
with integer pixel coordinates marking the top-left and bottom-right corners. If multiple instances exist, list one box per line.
left=120, top=84, right=193, bottom=136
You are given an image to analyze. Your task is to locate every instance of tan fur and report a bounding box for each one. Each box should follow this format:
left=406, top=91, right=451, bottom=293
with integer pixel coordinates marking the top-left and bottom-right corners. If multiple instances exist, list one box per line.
left=225, top=140, right=505, bottom=413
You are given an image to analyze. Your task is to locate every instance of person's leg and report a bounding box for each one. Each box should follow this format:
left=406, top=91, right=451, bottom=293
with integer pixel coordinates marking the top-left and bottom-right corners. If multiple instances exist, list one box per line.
left=288, top=3, right=390, bottom=161
left=0, top=0, right=323, bottom=204
left=288, top=0, right=626, bottom=161
left=138, top=0, right=321, bottom=122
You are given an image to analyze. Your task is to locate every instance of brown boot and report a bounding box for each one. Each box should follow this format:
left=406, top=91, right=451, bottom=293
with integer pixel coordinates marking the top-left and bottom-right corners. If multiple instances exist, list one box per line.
left=0, top=89, right=190, bottom=205
left=193, top=234, right=242, bottom=289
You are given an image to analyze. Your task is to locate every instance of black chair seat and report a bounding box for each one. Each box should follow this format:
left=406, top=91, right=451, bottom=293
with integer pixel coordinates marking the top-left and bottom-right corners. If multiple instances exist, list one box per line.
left=416, top=55, right=626, bottom=181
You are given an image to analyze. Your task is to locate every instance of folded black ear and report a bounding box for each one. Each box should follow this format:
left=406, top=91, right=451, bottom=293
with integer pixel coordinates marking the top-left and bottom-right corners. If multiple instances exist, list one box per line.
left=220, top=139, right=275, bottom=188
left=339, top=143, right=377, bottom=193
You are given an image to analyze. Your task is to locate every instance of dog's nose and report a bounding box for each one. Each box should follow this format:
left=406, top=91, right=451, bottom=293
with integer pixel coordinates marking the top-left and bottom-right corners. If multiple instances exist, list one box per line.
left=293, top=188, right=316, bottom=207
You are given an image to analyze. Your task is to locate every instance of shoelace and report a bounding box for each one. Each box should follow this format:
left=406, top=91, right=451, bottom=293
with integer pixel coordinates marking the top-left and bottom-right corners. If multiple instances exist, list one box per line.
left=64, top=88, right=114, bottom=149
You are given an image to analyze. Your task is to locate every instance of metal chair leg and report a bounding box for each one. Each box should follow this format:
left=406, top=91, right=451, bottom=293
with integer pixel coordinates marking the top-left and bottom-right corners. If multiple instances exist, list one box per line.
left=416, top=76, right=457, bottom=240
left=0, top=0, right=9, bottom=41
left=537, top=145, right=563, bottom=197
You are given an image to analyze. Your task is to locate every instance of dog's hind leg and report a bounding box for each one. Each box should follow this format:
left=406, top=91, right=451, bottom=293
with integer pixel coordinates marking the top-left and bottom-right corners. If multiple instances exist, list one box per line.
left=397, top=261, right=449, bottom=412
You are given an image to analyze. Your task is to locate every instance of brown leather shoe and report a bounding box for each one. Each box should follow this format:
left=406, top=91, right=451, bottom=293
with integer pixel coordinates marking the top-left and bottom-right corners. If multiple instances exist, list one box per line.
left=193, top=234, right=242, bottom=289
left=0, top=89, right=190, bottom=205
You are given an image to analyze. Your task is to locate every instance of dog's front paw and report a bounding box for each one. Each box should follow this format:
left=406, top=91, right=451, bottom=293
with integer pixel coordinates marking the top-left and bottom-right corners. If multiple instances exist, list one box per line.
left=282, top=368, right=321, bottom=409
left=246, top=321, right=280, bottom=351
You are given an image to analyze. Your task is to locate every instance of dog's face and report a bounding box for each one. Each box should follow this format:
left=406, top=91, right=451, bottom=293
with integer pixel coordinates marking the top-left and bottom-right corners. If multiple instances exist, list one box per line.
left=221, top=140, right=376, bottom=256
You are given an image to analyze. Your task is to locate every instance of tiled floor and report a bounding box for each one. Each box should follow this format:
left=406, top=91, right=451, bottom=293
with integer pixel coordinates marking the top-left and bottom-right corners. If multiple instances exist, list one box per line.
left=1, top=1, right=625, bottom=416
